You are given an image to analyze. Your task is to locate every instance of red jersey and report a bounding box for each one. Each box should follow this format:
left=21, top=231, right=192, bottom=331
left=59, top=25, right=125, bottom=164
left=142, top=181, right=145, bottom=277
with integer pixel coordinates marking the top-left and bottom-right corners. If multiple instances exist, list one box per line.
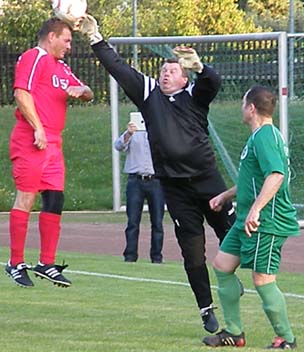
left=14, top=46, right=84, bottom=134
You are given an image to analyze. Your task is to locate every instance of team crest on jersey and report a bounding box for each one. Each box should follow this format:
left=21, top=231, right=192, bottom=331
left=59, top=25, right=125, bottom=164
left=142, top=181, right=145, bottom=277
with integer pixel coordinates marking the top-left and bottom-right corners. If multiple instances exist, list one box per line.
left=240, top=145, right=248, bottom=160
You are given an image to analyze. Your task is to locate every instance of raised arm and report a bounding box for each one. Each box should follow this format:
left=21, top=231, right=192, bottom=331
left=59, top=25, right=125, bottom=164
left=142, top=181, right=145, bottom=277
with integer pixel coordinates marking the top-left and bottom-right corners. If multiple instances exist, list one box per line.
left=78, top=15, right=146, bottom=106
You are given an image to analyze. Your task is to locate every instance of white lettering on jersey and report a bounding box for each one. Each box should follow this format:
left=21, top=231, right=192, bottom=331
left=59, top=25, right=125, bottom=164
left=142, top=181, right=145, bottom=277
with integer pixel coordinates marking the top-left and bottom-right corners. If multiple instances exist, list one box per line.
left=52, top=75, right=69, bottom=90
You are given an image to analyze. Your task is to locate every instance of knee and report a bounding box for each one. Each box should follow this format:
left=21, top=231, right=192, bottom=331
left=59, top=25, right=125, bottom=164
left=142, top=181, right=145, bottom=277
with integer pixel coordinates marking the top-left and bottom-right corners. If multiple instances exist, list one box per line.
left=14, top=191, right=36, bottom=212
left=41, top=190, right=64, bottom=215
left=178, top=235, right=206, bottom=269
left=253, top=272, right=276, bottom=287
left=212, top=251, right=239, bottom=273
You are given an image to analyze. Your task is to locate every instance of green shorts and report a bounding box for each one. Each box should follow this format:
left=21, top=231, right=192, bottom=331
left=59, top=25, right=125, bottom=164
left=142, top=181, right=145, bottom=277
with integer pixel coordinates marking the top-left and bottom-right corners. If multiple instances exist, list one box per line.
left=220, top=225, right=287, bottom=274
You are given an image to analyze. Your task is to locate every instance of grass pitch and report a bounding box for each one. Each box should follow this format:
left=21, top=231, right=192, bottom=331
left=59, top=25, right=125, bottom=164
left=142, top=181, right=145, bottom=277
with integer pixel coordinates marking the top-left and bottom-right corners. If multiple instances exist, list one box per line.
left=0, top=247, right=303, bottom=352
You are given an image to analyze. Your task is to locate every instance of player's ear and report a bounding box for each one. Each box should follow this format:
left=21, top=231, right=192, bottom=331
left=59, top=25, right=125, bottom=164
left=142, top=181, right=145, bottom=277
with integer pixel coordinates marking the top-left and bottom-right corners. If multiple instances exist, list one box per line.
left=48, top=31, right=57, bottom=42
left=248, top=103, right=256, bottom=114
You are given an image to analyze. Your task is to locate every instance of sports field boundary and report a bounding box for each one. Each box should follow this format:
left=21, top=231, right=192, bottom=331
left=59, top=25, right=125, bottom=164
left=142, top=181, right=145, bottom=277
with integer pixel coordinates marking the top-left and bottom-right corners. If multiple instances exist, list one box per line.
left=1, top=261, right=303, bottom=300
left=1, top=213, right=303, bottom=273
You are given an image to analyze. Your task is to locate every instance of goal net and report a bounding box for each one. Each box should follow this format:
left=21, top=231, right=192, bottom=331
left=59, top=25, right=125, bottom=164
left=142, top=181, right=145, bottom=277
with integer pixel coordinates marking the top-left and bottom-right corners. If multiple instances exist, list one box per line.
left=108, top=33, right=304, bottom=221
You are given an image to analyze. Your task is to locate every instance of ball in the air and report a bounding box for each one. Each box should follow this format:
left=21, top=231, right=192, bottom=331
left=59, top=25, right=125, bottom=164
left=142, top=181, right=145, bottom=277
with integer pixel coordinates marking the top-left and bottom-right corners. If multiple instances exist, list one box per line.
left=52, top=0, right=87, bottom=19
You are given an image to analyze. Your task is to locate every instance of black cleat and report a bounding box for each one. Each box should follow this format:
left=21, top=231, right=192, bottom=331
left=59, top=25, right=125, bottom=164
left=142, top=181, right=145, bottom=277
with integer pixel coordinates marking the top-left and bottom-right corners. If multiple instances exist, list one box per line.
left=5, top=262, right=34, bottom=287
left=33, top=262, right=71, bottom=287
left=267, top=336, right=297, bottom=349
left=201, top=306, right=219, bottom=333
left=203, top=329, right=246, bottom=347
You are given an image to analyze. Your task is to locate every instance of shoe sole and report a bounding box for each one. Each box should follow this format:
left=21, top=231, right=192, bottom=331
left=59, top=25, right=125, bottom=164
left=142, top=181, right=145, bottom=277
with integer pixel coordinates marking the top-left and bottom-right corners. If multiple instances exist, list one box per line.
left=203, top=337, right=246, bottom=347
left=4, top=269, right=34, bottom=288
left=34, top=271, right=71, bottom=287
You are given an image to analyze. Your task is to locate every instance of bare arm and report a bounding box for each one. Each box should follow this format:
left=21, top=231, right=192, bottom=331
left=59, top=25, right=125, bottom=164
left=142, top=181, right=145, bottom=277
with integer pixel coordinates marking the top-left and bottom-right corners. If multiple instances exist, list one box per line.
left=14, top=88, right=47, bottom=150
left=245, top=172, right=284, bottom=237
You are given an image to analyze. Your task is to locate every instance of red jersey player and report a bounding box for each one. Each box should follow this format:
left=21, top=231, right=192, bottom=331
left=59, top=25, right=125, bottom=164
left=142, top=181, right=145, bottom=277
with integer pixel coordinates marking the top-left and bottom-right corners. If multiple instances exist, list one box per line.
left=5, top=18, right=94, bottom=288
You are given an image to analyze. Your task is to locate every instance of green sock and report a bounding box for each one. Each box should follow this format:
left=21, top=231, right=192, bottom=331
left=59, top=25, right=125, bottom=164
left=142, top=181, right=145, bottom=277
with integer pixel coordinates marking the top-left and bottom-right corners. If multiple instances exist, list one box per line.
left=214, top=268, right=243, bottom=335
left=256, top=281, right=294, bottom=343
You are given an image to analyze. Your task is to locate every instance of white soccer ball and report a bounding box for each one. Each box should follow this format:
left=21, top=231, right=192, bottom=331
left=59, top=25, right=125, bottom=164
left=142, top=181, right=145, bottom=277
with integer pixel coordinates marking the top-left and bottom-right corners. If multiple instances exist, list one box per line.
left=52, top=0, right=87, bottom=22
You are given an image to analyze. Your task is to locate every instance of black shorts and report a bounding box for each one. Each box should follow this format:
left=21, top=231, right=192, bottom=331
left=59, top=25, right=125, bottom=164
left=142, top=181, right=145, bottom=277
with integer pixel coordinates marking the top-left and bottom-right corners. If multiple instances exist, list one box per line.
left=161, top=172, right=236, bottom=242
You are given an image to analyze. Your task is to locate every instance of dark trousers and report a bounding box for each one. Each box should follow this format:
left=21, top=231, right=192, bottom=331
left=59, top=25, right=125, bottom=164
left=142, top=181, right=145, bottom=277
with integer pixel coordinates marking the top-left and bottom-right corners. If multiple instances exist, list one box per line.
left=161, top=172, right=236, bottom=309
left=123, top=175, right=165, bottom=262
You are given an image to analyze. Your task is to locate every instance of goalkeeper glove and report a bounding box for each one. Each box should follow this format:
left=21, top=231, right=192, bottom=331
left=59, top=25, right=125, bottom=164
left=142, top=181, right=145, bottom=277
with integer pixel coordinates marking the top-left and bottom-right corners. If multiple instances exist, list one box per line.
left=172, top=46, right=203, bottom=73
left=78, top=14, right=103, bottom=45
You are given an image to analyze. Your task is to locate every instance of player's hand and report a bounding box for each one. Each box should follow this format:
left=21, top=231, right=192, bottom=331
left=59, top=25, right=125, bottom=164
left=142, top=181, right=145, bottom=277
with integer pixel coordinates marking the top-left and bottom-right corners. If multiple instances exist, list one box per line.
left=172, top=46, right=203, bottom=73
left=209, top=193, right=225, bottom=212
left=77, top=14, right=103, bottom=45
left=66, top=86, right=87, bottom=99
left=33, top=128, right=47, bottom=150
left=244, top=208, right=260, bottom=237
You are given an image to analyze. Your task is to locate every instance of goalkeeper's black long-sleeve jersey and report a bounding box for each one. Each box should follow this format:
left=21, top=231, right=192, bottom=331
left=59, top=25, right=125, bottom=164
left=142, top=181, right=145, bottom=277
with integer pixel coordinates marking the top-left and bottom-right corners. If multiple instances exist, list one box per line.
left=92, top=40, right=221, bottom=179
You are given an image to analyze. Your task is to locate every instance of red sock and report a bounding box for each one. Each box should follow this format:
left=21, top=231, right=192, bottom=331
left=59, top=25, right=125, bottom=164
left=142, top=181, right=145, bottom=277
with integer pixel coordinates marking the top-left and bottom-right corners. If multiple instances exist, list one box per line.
left=9, top=209, right=30, bottom=266
left=39, top=212, right=61, bottom=265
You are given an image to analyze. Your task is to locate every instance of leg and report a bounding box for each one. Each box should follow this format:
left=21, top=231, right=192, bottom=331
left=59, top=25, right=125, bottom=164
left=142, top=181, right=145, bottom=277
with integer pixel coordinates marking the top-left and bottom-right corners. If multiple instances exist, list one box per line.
left=161, top=179, right=218, bottom=332
left=254, top=272, right=296, bottom=345
left=39, top=190, right=64, bottom=264
left=204, top=200, right=244, bottom=295
left=123, top=176, right=144, bottom=261
left=5, top=190, right=36, bottom=287
left=33, top=190, right=71, bottom=287
left=251, top=233, right=296, bottom=347
left=203, top=251, right=246, bottom=348
left=10, top=190, right=36, bottom=265
left=213, top=251, right=243, bottom=335
left=145, top=179, right=165, bottom=263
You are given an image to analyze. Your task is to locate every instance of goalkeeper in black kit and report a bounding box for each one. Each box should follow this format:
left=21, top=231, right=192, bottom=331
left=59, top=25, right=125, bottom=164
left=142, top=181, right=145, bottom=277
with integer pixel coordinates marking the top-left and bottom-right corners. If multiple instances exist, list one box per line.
left=78, top=15, right=240, bottom=337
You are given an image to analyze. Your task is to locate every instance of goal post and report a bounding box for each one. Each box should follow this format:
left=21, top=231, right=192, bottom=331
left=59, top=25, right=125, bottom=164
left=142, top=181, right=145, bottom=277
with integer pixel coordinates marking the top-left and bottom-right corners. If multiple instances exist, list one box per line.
left=108, top=33, right=288, bottom=212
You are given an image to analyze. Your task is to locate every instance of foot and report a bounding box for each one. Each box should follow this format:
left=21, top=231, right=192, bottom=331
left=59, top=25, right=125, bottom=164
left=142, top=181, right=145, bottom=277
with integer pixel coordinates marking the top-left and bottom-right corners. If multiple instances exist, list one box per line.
left=33, top=262, right=71, bottom=287
left=200, top=306, right=219, bottom=333
left=267, top=336, right=297, bottom=349
left=203, top=329, right=246, bottom=347
left=5, top=261, right=34, bottom=287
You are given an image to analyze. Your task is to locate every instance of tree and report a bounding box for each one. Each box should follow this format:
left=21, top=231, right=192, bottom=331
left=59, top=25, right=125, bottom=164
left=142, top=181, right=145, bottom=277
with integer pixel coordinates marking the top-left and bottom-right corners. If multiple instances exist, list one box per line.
left=0, top=0, right=51, bottom=49
left=195, top=0, right=262, bottom=35
left=246, top=0, right=304, bottom=32
left=2, top=0, right=302, bottom=49
left=99, top=0, right=263, bottom=37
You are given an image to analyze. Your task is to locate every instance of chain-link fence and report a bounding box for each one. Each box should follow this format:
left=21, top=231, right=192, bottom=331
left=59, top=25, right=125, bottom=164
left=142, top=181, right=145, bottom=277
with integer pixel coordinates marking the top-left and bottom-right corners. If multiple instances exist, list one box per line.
left=1, top=33, right=304, bottom=218
left=2, top=34, right=304, bottom=104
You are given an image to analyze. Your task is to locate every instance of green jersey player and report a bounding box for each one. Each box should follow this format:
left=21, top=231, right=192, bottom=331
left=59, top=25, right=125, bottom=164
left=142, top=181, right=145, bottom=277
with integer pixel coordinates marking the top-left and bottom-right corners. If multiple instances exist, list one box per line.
left=203, top=85, right=299, bottom=349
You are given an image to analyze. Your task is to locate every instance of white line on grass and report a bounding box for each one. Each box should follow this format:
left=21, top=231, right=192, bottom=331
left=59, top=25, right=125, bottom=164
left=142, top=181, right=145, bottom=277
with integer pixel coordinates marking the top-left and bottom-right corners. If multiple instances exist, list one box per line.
left=1, top=262, right=303, bottom=300
left=64, top=268, right=304, bottom=300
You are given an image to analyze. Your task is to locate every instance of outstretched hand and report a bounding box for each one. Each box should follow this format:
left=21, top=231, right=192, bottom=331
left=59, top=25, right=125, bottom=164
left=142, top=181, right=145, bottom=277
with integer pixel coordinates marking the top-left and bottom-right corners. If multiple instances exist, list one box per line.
left=173, top=46, right=203, bottom=73
left=77, top=14, right=103, bottom=45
